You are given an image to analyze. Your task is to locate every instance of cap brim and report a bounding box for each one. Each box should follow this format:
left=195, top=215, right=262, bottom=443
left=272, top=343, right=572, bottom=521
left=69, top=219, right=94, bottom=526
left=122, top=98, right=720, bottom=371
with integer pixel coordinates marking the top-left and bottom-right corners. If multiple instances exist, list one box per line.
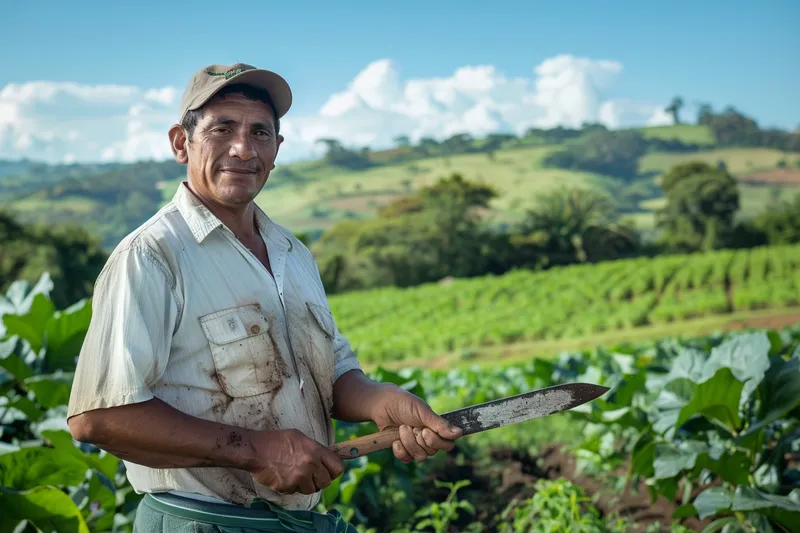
left=190, top=68, right=293, bottom=120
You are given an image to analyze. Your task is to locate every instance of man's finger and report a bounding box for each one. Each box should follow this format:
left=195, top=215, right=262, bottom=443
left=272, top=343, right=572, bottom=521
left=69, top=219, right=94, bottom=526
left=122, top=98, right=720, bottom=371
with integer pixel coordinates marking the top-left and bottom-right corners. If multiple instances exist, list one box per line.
left=416, top=404, right=463, bottom=440
left=313, top=468, right=332, bottom=491
left=320, top=449, right=345, bottom=479
left=413, top=427, right=437, bottom=456
left=392, top=440, right=412, bottom=463
left=420, top=427, right=456, bottom=452
left=399, top=424, right=427, bottom=461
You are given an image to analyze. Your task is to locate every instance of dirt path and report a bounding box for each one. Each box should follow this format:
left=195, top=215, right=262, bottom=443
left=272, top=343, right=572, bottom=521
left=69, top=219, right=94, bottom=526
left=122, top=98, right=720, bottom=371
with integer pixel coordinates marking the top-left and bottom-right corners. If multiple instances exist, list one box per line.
left=370, top=308, right=800, bottom=372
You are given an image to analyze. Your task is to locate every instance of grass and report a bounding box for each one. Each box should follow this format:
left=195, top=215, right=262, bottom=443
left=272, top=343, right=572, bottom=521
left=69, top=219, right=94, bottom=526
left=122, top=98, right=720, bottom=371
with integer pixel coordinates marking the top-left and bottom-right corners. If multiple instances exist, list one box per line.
left=638, top=124, right=716, bottom=145
left=367, top=305, right=800, bottom=372
left=14, top=195, right=101, bottom=217
left=249, top=144, right=606, bottom=232
left=640, top=147, right=796, bottom=176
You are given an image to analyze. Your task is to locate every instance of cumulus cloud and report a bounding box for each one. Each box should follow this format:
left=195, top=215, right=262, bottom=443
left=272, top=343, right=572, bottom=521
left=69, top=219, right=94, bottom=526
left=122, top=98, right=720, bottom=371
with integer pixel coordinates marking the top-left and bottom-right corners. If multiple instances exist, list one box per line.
left=0, top=55, right=673, bottom=164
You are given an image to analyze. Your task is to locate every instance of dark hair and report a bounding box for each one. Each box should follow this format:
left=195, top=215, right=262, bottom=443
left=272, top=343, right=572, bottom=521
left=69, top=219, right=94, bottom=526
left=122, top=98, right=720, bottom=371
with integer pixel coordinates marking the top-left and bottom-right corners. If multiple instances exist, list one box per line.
left=181, top=83, right=281, bottom=140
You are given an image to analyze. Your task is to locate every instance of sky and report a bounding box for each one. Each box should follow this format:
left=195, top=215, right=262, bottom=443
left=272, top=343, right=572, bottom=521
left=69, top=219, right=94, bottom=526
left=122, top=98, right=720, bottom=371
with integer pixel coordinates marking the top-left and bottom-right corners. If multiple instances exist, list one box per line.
left=1, top=0, right=797, bottom=165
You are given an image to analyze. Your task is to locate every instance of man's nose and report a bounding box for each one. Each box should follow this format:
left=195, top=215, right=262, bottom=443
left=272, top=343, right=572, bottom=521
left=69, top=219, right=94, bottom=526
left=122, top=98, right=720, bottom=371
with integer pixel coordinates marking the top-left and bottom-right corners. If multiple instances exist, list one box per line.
left=229, top=129, right=257, bottom=160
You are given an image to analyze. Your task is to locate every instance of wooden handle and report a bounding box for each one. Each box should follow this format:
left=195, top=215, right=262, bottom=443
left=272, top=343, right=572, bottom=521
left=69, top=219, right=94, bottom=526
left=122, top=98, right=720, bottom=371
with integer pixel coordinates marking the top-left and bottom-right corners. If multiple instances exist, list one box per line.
left=329, top=427, right=400, bottom=459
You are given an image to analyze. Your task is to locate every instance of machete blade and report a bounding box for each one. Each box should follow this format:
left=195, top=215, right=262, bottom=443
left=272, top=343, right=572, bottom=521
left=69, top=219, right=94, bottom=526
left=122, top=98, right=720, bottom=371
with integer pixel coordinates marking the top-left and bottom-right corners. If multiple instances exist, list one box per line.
left=438, top=382, right=609, bottom=436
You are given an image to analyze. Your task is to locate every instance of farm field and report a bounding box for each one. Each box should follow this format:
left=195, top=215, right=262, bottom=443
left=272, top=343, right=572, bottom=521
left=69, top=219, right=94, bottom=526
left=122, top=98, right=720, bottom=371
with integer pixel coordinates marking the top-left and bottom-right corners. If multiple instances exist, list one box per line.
left=329, top=242, right=800, bottom=365
left=150, top=126, right=799, bottom=238
left=1, top=273, right=798, bottom=532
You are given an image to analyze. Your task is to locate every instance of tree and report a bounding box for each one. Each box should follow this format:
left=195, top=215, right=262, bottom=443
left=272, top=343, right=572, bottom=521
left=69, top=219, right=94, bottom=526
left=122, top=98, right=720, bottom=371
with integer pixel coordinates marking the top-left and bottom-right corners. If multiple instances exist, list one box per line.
left=518, top=187, right=639, bottom=265
left=696, top=103, right=713, bottom=125
left=393, top=135, right=410, bottom=148
left=665, top=96, right=684, bottom=124
left=656, top=161, right=740, bottom=251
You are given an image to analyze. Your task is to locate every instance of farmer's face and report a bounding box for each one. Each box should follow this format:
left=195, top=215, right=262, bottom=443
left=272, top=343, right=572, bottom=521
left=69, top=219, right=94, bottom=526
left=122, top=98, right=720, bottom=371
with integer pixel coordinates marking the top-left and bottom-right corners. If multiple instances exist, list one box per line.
left=171, top=92, right=283, bottom=208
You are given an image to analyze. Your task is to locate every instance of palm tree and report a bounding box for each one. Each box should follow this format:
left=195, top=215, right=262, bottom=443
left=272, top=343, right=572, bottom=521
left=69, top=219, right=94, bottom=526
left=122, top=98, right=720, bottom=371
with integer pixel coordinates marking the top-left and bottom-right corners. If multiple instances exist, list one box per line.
left=521, top=187, right=638, bottom=264
left=665, top=97, right=684, bottom=124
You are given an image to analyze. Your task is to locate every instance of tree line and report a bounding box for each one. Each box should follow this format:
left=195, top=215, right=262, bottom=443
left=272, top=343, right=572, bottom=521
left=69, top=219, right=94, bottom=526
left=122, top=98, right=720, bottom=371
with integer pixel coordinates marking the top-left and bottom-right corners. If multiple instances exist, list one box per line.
left=313, top=104, right=800, bottom=171
left=3, top=160, right=800, bottom=303
left=309, top=162, right=800, bottom=294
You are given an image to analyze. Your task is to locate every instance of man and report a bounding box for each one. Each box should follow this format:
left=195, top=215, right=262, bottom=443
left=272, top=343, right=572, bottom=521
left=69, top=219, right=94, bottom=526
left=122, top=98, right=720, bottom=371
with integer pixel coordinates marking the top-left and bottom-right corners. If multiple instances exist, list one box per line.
left=66, top=62, right=463, bottom=533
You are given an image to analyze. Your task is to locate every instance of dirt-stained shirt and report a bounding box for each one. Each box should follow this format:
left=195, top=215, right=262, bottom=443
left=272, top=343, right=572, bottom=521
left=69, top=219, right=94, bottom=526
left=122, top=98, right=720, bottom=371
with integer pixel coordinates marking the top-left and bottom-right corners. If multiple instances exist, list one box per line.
left=67, top=182, right=363, bottom=510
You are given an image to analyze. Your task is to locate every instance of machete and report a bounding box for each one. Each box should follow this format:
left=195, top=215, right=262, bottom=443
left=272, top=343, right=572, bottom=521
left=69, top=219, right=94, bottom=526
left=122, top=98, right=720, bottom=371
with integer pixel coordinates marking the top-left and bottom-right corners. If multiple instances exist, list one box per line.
left=329, top=382, right=609, bottom=459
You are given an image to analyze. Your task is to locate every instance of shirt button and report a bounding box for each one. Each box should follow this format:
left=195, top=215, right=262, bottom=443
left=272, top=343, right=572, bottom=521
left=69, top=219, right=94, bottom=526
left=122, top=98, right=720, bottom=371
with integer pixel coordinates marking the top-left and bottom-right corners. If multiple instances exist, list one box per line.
left=251, top=325, right=260, bottom=334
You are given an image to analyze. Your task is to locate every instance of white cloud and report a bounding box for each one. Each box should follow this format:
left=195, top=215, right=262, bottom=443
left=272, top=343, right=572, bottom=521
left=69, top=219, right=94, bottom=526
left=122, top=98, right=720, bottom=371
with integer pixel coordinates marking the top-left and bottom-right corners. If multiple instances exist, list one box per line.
left=0, top=55, right=674, bottom=164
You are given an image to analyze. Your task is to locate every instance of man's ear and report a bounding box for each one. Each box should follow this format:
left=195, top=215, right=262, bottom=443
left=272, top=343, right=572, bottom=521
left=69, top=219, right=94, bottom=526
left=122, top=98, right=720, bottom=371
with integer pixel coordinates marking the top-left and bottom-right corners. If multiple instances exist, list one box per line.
left=169, top=124, right=189, bottom=165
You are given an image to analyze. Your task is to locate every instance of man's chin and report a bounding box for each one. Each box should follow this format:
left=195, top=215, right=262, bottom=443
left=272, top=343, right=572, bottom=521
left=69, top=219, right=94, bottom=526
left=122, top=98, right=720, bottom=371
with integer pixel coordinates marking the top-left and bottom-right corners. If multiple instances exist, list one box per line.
left=215, top=186, right=260, bottom=206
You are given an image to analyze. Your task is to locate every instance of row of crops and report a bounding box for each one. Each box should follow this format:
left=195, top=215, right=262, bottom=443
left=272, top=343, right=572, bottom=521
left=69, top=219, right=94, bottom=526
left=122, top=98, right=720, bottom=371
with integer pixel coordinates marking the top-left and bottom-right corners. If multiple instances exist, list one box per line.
left=329, top=243, right=800, bottom=363
left=0, top=272, right=798, bottom=531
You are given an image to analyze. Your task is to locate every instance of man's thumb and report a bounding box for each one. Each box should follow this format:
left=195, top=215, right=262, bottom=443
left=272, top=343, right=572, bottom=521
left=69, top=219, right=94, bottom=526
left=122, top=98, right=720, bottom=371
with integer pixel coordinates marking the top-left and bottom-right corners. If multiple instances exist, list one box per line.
left=423, top=407, right=463, bottom=439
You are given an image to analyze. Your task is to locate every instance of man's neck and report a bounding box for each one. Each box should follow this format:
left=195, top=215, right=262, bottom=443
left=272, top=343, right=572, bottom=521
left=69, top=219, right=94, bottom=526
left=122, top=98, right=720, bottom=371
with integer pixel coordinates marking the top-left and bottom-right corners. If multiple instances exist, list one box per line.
left=183, top=182, right=258, bottom=240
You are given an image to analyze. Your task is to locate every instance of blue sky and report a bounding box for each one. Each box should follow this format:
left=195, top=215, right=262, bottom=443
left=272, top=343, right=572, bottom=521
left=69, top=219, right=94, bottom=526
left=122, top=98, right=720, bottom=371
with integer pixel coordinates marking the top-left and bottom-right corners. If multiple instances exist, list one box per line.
left=1, top=0, right=797, bottom=163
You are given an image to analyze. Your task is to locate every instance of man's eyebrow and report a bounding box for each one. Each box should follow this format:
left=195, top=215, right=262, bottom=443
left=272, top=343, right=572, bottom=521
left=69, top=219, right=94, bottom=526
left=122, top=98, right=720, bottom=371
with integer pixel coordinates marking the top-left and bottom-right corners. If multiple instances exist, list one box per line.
left=209, top=118, right=272, bottom=131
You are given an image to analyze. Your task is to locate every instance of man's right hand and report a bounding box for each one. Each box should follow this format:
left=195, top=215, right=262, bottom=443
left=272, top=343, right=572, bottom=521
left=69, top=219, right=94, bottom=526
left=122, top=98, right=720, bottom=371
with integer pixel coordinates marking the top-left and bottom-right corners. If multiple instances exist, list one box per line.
left=247, top=428, right=345, bottom=495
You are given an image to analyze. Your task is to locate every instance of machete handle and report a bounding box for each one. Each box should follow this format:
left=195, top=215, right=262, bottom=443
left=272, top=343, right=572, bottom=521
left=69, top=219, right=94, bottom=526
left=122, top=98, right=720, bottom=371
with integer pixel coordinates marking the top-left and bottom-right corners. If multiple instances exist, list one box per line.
left=329, top=427, right=400, bottom=459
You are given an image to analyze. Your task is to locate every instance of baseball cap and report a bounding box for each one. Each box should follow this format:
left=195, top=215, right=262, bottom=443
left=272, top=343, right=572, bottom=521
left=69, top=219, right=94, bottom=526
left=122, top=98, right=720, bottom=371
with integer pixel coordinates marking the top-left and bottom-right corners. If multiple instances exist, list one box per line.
left=178, top=63, right=292, bottom=123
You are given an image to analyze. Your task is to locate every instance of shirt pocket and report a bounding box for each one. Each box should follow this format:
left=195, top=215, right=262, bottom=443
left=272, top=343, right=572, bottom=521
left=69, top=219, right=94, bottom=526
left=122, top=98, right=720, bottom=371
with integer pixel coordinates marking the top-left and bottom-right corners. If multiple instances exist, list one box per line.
left=199, top=304, right=286, bottom=398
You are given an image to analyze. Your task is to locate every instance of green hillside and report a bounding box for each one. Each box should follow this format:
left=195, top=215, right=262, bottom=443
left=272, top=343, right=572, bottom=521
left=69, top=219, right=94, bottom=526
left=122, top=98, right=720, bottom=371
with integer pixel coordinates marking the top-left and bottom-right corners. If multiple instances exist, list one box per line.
left=2, top=110, right=799, bottom=252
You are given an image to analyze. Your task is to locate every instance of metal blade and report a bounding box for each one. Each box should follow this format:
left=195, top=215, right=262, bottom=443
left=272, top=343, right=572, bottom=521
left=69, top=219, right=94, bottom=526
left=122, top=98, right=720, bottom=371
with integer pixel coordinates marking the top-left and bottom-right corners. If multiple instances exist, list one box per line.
left=439, top=382, right=609, bottom=436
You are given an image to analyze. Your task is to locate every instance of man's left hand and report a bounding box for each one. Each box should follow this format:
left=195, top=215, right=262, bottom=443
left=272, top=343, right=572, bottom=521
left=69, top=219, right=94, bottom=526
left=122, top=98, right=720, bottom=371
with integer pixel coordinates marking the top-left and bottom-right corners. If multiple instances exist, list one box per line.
left=370, top=385, right=463, bottom=463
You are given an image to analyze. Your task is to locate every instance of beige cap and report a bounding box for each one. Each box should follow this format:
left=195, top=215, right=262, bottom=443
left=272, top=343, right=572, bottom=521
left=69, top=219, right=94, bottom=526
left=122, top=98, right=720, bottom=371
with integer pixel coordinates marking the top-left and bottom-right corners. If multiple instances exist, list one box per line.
left=178, top=63, right=292, bottom=123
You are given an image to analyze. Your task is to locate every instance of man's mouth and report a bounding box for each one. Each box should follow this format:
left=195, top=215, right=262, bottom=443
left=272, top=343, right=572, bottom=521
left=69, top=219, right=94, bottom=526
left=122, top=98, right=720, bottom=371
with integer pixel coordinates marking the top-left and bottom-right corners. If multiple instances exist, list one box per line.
left=220, top=168, right=257, bottom=174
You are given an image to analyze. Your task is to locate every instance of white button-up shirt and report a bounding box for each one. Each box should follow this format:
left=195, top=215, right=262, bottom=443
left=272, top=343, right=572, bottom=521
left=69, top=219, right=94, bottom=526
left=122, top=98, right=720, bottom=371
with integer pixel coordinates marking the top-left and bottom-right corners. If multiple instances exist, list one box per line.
left=67, top=182, right=363, bottom=510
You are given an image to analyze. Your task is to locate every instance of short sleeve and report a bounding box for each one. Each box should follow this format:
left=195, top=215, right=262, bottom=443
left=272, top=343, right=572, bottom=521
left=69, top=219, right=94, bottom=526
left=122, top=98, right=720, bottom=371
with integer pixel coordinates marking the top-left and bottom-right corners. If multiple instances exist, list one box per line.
left=332, top=324, right=363, bottom=382
left=67, top=244, right=179, bottom=418
left=304, top=244, right=363, bottom=382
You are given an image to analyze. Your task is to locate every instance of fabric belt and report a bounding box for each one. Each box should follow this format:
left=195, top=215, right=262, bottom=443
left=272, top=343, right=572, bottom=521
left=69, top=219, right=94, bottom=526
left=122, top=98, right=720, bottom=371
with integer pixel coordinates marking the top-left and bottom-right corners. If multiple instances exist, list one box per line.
left=142, top=492, right=355, bottom=532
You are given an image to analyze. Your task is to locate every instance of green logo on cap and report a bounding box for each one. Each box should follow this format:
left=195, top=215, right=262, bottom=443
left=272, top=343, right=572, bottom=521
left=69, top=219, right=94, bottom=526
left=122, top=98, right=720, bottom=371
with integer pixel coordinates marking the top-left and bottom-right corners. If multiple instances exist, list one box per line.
left=205, top=66, right=249, bottom=80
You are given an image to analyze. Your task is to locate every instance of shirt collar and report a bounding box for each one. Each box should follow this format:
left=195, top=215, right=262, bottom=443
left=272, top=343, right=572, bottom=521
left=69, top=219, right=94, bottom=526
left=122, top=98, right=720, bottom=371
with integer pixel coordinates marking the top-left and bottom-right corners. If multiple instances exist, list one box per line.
left=172, top=182, right=290, bottom=251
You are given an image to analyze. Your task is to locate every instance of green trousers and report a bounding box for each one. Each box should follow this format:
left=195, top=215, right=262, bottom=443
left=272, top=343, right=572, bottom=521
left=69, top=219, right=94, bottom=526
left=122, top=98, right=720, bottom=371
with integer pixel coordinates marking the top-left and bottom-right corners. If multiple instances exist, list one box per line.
left=132, top=492, right=358, bottom=533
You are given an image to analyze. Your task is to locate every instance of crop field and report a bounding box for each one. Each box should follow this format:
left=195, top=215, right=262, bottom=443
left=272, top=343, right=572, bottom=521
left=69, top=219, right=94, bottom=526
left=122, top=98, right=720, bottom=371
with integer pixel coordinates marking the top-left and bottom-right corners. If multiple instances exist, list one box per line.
left=330, top=243, right=800, bottom=365
left=1, top=273, right=798, bottom=532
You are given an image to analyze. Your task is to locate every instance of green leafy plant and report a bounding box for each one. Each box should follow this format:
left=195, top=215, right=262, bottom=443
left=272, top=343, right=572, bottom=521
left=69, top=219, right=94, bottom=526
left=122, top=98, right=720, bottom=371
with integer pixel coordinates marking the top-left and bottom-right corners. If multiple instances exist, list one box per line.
left=496, top=478, right=630, bottom=533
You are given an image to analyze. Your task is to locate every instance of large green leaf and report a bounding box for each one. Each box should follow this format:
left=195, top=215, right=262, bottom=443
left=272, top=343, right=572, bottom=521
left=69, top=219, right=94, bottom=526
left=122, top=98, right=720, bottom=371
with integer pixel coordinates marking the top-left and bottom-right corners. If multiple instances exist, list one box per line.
left=338, top=457, right=381, bottom=504
left=2, top=292, right=56, bottom=355
left=675, top=367, right=744, bottom=431
left=44, top=299, right=92, bottom=372
left=652, top=333, right=772, bottom=437
left=0, top=447, right=88, bottom=490
left=0, top=336, right=32, bottom=383
left=743, top=357, right=800, bottom=437
left=704, top=332, right=771, bottom=402
left=0, top=485, right=89, bottom=533
left=2, top=395, right=45, bottom=423
left=0, top=272, right=54, bottom=337
left=694, top=487, right=733, bottom=519
left=85, top=472, right=117, bottom=532
left=24, top=371, right=74, bottom=409
left=694, top=486, right=800, bottom=527
left=41, top=429, right=120, bottom=480
left=653, top=440, right=749, bottom=485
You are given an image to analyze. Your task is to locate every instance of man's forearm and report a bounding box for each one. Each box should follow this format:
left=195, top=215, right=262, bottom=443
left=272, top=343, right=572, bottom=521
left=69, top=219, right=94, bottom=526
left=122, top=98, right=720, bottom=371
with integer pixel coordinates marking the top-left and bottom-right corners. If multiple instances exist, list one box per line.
left=68, top=397, right=258, bottom=472
left=331, top=369, right=399, bottom=423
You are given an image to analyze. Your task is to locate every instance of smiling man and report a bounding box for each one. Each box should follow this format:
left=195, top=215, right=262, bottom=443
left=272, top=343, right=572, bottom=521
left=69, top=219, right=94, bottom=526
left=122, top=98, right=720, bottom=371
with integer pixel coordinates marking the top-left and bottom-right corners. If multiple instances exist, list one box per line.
left=66, top=63, right=463, bottom=533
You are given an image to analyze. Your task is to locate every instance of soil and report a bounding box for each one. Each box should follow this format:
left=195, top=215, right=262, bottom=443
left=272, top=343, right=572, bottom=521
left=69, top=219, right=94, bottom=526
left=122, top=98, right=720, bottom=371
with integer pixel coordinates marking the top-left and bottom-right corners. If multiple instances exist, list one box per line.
left=737, top=168, right=800, bottom=186
left=423, top=443, right=712, bottom=532
left=724, top=311, right=800, bottom=331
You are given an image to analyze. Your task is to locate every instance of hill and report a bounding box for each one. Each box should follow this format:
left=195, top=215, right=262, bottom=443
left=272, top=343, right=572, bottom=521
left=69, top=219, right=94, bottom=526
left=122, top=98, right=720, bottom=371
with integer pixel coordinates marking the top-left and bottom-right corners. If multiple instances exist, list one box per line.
left=1, top=106, right=799, bottom=251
